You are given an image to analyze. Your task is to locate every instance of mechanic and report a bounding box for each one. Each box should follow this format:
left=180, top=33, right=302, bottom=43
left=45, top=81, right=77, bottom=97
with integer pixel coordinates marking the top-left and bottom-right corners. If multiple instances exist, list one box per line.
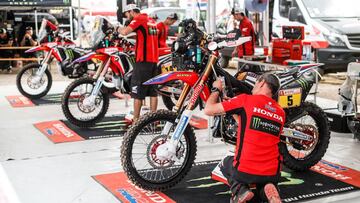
left=231, top=8, right=256, bottom=58
left=204, top=73, right=284, bottom=203
left=156, top=13, right=178, bottom=48
left=117, top=4, right=159, bottom=122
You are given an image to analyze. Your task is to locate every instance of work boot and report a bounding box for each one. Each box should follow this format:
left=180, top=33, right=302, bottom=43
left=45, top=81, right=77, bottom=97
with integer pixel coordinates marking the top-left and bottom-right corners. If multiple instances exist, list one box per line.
left=230, top=185, right=254, bottom=203
left=264, top=183, right=281, bottom=203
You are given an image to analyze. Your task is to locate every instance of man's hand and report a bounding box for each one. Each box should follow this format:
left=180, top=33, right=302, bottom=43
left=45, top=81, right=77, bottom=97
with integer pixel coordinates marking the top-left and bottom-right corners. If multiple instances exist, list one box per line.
left=212, top=79, right=223, bottom=92
left=232, top=48, right=238, bottom=57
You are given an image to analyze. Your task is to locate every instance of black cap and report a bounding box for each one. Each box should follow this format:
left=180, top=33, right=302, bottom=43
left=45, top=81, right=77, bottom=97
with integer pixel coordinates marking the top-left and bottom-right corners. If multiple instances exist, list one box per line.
left=25, top=26, right=33, bottom=31
left=168, top=13, right=178, bottom=20
left=0, top=28, right=6, bottom=34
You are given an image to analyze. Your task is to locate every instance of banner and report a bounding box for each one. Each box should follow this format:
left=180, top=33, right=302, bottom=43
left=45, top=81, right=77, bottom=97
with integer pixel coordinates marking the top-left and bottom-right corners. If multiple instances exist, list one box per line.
left=0, top=0, right=71, bottom=6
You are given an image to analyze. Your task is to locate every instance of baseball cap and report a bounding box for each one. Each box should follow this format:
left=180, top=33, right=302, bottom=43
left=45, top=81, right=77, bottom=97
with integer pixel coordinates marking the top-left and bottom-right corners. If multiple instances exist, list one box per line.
left=168, top=13, right=178, bottom=20
left=231, top=8, right=244, bottom=15
left=123, top=4, right=140, bottom=13
left=25, top=26, right=33, bottom=31
left=0, top=28, right=6, bottom=34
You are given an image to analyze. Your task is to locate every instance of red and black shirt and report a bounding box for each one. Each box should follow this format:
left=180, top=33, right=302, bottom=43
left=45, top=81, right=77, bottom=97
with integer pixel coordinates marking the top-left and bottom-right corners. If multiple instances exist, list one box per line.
left=157, top=21, right=168, bottom=48
left=221, top=94, right=285, bottom=178
left=128, top=13, right=159, bottom=63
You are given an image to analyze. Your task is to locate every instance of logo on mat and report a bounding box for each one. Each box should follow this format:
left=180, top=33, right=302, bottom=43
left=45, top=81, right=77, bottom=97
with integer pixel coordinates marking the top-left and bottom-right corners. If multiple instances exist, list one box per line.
left=45, top=128, right=55, bottom=136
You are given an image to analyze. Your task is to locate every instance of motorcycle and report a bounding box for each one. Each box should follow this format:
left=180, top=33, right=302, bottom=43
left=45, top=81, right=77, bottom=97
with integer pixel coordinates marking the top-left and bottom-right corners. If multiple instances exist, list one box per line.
left=121, top=19, right=330, bottom=191
left=61, top=17, right=173, bottom=128
left=16, top=19, right=97, bottom=99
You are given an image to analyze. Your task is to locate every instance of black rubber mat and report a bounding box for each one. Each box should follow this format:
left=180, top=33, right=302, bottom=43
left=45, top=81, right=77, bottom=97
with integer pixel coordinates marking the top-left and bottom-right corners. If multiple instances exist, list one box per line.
left=61, top=114, right=129, bottom=140
left=163, top=161, right=359, bottom=203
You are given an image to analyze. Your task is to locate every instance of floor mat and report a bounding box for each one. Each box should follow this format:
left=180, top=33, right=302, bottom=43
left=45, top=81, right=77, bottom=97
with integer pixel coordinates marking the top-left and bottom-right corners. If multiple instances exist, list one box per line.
left=34, top=115, right=207, bottom=143
left=6, top=92, right=129, bottom=108
left=93, top=160, right=360, bottom=203
left=34, top=115, right=129, bottom=143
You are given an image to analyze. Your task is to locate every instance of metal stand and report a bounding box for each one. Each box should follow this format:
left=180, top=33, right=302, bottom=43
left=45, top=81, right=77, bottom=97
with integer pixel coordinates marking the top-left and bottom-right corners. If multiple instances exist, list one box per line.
left=207, top=116, right=214, bottom=143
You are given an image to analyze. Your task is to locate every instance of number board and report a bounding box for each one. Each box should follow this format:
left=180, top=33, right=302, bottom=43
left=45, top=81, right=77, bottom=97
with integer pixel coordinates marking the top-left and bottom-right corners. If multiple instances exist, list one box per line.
left=278, top=88, right=302, bottom=108
left=161, top=62, right=176, bottom=73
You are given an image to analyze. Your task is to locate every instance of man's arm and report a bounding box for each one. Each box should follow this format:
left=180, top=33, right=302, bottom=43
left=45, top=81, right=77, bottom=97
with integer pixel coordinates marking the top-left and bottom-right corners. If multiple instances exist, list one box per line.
left=117, top=26, right=134, bottom=36
left=204, top=80, right=226, bottom=116
left=204, top=92, right=226, bottom=116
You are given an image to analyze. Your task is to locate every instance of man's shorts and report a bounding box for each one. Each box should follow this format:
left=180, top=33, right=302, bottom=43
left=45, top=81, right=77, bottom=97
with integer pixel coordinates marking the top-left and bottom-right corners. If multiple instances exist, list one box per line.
left=130, top=62, right=159, bottom=99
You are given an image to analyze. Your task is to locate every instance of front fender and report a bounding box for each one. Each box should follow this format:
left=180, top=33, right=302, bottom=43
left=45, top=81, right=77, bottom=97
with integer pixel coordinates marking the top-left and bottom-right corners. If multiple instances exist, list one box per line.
left=143, top=71, right=199, bottom=87
left=25, top=46, right=48, bottom=53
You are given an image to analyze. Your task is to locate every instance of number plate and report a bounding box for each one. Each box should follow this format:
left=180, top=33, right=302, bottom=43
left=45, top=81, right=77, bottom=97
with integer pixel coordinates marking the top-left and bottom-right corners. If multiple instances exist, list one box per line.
left=161, top=62, right=176, bottom=73
left=278, top=88, right=302, bottom=108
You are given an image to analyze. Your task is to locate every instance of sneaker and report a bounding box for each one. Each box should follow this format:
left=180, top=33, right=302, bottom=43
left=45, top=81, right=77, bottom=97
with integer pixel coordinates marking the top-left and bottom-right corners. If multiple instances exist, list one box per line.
left=264, top=183, right=281, bottom=203
left=230, top=186, right=254, bottom=203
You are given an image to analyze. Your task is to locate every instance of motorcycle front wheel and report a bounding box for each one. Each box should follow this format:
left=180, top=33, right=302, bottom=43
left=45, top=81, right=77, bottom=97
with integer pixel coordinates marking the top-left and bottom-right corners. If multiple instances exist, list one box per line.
left=281, top=102, right=330, bottom=171
left=16, top=63, right=52, bottom=99
left=61, top=77, right=109, bottom=128
left=121, top=110, right=197, bottom=191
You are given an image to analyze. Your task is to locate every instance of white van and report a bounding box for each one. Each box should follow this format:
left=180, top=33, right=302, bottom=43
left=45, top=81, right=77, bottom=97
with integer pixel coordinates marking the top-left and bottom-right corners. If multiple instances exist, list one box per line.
left=272, top=0, right=360, bottom=72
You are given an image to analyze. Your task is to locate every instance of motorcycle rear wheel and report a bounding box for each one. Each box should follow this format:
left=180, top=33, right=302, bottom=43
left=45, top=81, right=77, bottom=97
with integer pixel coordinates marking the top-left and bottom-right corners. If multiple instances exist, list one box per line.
left=121, top=110, right=197, bottom=191
left=280, top=102, right=330, bottom=171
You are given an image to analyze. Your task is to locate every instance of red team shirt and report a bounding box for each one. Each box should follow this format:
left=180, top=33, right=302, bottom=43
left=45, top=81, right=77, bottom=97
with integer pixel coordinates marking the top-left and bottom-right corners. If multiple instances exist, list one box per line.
left=156, top=21, right=168, bottom=48
left=221, top=94, right=285, bottom=177
left=128, top=13, right=159, bottom=63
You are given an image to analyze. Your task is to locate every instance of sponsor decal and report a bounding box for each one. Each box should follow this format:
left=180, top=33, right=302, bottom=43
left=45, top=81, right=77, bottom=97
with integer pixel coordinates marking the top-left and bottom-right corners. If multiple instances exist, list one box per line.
left=253, top=107, right=283, bottom=122
left=189, top=83, right=204, bottom=105
left=265, top=102, right=277, bottom=112
left=34, top=121, right=83, bottom=143
left=6, top=95, right=35, bottom=107
left=282, top=187, right=355, bottom=203
left=278, top=88, right=302, bottom=96
left=250, top=116, right=281, bottom=136
left=94, top=172, right=175, bottom=203
left=173, top=115, right=189, bottom=140
left=311, top=160, right=360, bottom=187
left=132, top=86, right=138, bottom=94
left=45, top=128, right=55, bottom=136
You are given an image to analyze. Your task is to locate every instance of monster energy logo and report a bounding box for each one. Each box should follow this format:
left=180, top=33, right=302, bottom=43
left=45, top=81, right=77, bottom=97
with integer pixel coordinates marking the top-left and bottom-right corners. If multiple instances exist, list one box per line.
left=252, top=117, right=261, bottom=128
left=297, top=78, right=308, bottom=89
left=148, top=27, right=158, bottom=35
left=65, top=49, right=74, bottom=60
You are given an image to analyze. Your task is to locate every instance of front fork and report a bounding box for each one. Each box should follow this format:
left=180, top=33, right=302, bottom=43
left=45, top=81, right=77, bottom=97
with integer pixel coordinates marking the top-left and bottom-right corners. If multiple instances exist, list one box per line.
left=156, top=54, right=218, bottom=160
left=35, top=50, right=52, bottom=78
left=84, top=58, right=110, bottom=107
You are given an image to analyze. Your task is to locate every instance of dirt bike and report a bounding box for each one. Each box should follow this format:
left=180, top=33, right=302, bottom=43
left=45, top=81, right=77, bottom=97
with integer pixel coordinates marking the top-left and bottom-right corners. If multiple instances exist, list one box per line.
left=60, top=32, right=175, bottom=128
left=121, top=21, right=330, bottom=191
left=16, top=19, right=95, bottom=99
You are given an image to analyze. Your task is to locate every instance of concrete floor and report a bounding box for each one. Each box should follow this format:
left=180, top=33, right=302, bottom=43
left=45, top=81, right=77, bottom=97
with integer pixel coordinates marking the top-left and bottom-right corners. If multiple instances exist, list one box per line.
left=0, top=74, right=360, bottom=203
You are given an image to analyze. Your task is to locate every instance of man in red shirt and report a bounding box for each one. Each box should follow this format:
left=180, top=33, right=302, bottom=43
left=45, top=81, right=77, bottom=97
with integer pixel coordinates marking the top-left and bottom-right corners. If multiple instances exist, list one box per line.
left=204, top=73, right=284, bottom=203
left=231, top=8, right=256, bottom=58
left=118, top=4, right=159, bottom=121
left=156, top=13, right=178, bottom=48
